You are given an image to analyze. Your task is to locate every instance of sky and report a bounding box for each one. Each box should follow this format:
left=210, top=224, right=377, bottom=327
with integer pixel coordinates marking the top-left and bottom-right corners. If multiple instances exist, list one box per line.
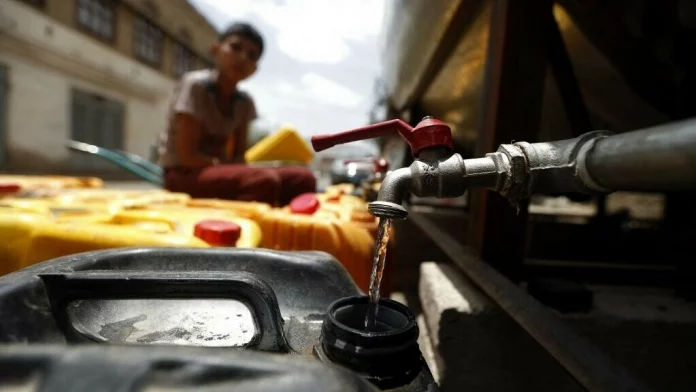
left=188, top=0, right=390, bottom=156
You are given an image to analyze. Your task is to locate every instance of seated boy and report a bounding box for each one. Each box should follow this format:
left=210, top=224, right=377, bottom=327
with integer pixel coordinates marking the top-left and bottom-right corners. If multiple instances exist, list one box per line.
left=158, top=22, right=316, bottom=205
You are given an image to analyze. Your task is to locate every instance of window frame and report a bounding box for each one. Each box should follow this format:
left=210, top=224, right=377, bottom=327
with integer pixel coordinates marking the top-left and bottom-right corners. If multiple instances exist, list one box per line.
left=70, top=88, right=126, bottom=171
left=133, top=15, right=164, bottom=68
left=74, top=0, right=118, bottom=44
left=172, top=41, right=196, bottom=77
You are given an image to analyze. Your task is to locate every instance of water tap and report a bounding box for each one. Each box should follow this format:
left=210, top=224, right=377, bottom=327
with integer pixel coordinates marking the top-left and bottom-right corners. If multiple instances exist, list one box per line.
left=312, top=116, right=464, bottom=219
left=312, top=117, right=616, bottom=220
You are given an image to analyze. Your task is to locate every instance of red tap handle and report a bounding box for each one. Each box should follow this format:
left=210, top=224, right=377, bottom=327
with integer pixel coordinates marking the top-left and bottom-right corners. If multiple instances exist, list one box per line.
left=311, top=117, right=453, bottom=157
left=312, top=119, right=411, bottom=152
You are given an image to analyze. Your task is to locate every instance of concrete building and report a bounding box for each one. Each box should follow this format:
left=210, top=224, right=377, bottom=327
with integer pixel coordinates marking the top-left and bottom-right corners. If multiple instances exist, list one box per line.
left=0, top=0, right=218, bottom=174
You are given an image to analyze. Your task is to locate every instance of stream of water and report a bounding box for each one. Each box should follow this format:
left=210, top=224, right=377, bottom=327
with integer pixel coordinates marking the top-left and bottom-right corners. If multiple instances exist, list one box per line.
left=364, top=217, right=392, bottom=330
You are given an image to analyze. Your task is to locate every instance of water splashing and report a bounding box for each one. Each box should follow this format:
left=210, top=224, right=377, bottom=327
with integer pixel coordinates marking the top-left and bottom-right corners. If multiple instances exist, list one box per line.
left=365, top=218, right=392, bottom=330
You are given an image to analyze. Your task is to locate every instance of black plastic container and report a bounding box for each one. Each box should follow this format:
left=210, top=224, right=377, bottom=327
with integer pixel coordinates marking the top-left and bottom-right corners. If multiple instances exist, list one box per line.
left=317, top=296, right=436, bottom=390
left=0, top=247, right=438, bottom=391
left=0, top=345, right=379, bottom=392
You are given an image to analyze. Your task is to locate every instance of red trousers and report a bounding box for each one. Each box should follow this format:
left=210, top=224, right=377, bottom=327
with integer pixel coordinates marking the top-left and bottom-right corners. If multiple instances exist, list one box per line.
left=164, top=165, right=317, bottom=206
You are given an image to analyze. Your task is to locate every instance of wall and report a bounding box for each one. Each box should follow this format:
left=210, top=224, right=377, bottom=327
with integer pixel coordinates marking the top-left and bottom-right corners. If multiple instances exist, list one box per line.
left=41, top=0, right=217, bottom=77
left=124, top=0, right=218, bottom=66
left=0, top=0, right=175, bottom=171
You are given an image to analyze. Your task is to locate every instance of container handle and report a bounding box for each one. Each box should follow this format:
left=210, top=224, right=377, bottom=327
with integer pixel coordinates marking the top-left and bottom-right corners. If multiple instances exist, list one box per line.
left=40, top=271, right=290, bottom=352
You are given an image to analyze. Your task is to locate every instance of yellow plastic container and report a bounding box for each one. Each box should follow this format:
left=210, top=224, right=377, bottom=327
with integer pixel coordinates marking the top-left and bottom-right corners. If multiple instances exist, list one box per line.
left=113, top=209, right=262, bottom=248
left=0, top=211, right=54, bottom=275
left=0, top=192, right=264, bottom=245
left=185, top=199, right=272, bottom=220
left=258, top=209, right=374, bottom=291
left=0, top=198, right=121, bottom=221
left=4, top=189, right=190, bottom=216
left=244, top=126, right=314, bottom=164
left=0, top=211, right=208, bottom=276
left=25, top=222, right=208, bottom=269
left=0, top=175, right=103, bottom=192
left=313, top=192, right=380, bottom=235
left=325, top=183, right=356, bottom=197
left=0, top=199, right=55, bottom=216
left=264, top=191, right=398, bottom=293
left=51, top=189, right=189, bottom=207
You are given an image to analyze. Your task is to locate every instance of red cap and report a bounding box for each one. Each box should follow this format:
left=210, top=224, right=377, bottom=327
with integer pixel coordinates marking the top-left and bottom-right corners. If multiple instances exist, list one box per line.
left=194, top=219, right=241, bottom=246
left=375, top=158, right=389, bottom=173
left=289, top=193, right=320, bottom=214
left=0, top=183, right=21, bottom=194
left=343, top=158, right=390, bottom=174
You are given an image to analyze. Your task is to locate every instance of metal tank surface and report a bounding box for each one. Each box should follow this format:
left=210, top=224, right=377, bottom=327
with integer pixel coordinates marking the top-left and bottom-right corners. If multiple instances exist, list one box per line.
left=379, top=1, right=689, bottom=153
left=0, top=248, right=438, bottom=392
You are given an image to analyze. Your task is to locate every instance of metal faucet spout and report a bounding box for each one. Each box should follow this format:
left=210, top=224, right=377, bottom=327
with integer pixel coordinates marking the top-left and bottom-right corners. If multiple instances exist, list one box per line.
left=368, top=149, right=471, bottom=220
left=368, top=168, right=412, bottom=220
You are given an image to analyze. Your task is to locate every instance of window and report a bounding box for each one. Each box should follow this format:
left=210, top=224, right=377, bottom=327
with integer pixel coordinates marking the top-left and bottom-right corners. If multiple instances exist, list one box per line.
left=76, top=0, right=116, bottom=42
left=71, top=89, right=124, bottom=171
left=173, top=43, right=195, bottom=77
left=134, top=17, right=163, bottom=66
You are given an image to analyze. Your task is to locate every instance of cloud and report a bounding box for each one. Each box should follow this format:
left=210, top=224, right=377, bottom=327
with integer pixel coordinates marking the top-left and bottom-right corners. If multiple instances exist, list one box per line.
left=301, top=73, right=363, bottom=108
left=274, top=81, right=297, bottom=95
left=190, top=0, right=386, bottom=64
left=265, top=73, right=363, bottom=109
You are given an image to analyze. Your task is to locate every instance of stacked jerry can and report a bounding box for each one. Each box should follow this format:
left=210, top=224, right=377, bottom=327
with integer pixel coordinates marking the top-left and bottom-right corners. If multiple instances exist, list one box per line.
left=0, top=175, right=104, bottom=197
left=0, top=208, right=210, bottom=276
left=0, top=130, right=434, bottom=389
left=257, top=191, right=394, bottom=292
left=178, top=192, right=388, bottom=292
left=0, top=175, right=389, bottom=293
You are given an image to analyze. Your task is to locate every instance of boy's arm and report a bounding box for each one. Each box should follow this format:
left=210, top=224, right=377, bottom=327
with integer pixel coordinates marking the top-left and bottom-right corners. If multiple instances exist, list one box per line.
left=172, top=74, right=218, bottom=168
left=225, top=127, right=249, bottom=164
left=176, top=114, right=218, bottom=167
left=225, top=95, right=257, bottom=163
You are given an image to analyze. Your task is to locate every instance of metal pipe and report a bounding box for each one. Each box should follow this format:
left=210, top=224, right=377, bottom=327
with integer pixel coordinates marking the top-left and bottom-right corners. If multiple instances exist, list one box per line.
left=409, top=212, right=652, bottom=392
left=462, top=157, right=500, bottom=188
left=512, top=131, right=610, bottom=196
left=584, top=118, right=696, bottom=192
